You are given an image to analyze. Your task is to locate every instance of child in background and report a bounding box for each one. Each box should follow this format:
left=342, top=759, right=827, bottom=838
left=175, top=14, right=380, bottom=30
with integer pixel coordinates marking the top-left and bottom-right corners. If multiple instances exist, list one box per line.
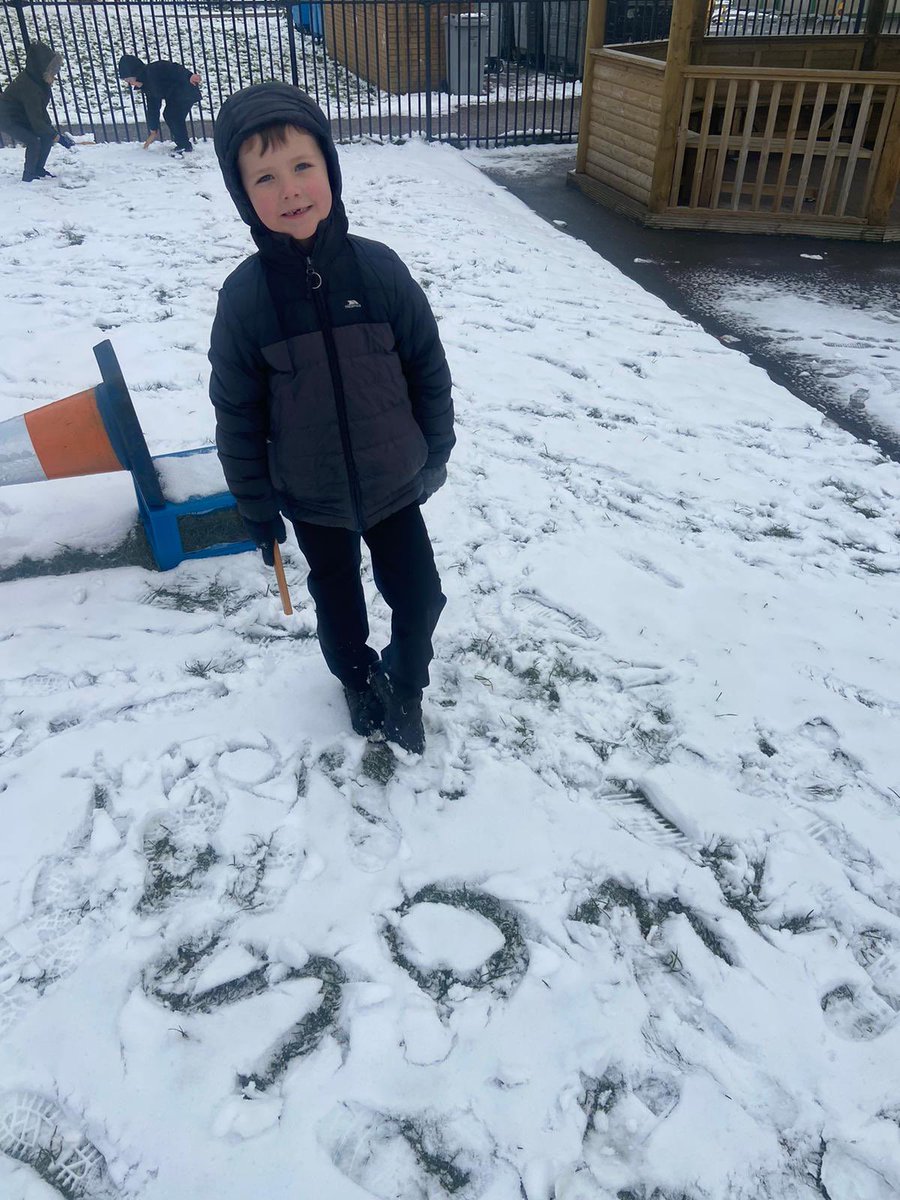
left=209, top=83, right=454, bottom=755
left=0, top=42, right=75, bottom=182
left=117, top=53, right=201, bottom=155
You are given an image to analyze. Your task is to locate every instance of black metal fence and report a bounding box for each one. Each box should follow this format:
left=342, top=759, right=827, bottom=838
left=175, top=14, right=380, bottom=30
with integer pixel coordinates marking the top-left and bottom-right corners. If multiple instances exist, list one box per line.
left=0, top=0, right=593, bottom=145
left=1, top=0, right=893, bottom=149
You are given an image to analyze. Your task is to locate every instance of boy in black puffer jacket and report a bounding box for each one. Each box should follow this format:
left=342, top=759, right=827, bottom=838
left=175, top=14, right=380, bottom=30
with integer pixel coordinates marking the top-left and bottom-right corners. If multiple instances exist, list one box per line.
left=117, top=53, right=201, bottom=155
left=0, top=42, right=74, bottom=181
left=209, top=83, right=455, bottom=755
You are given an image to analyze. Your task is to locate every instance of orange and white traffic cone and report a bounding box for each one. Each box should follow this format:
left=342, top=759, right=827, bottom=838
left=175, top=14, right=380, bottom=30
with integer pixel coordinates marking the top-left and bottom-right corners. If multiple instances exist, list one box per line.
left=0, top=386, right=125, bottom=485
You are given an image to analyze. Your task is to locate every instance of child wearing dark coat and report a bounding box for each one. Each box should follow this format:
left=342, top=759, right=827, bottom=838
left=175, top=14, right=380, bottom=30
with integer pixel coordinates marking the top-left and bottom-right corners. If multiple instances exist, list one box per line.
left=209, top=83, right=455, bottom=754
left=117, top=54, right=201, bottom=155
left=0, top=42, right=74, bottom=181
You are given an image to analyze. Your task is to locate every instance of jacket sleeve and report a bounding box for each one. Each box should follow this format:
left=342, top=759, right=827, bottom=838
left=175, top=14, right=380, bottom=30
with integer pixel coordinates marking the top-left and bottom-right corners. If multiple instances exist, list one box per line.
left=389, top=257, right=455, bottom=469
left=23, top=85, right=57, bottom=140
left=144, top=89, right=161, bottom=133
left=208, top=289, right=278, bottom=523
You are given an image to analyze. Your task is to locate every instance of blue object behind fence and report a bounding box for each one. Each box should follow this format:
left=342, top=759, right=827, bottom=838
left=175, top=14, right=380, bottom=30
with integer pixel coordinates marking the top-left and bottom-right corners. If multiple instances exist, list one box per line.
left=291, top=3, right=324, bottom=37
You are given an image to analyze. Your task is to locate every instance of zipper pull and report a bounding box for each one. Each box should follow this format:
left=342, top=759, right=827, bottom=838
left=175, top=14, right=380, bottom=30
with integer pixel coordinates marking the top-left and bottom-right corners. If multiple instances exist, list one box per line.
left=305, top=256, right=323, bottom=296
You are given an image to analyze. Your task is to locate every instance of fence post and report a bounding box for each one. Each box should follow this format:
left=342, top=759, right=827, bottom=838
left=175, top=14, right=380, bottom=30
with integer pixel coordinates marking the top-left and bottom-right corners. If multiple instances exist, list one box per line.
left=13, top=0, right=30, bottom=45
left=866, top=90, right=900, bottom=230
left=285, top=0, right=300, bottom=87
left=423, top=0, right=433, bottom=141
left=576, top=0, right=610, bottom=175
left=861, top=0, right=888, bottom=69
left=648, top=0, right=705, bottom=212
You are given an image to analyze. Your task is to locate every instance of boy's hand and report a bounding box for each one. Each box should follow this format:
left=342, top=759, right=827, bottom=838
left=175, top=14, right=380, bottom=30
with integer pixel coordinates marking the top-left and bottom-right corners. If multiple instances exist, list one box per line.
left=242, top=515, right=287, bottom=567
left=142, top=130, right=159, bottom=150
left=418, top=464, right=447, bottom=503
left=57, top=133, right=76, bottom=149
left=189, top=73, right=201, bottom=85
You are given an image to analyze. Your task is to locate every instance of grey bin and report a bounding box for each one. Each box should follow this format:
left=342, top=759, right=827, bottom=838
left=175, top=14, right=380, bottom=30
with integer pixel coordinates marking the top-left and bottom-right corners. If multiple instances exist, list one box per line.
left=444, top=11, right=491, bottom=96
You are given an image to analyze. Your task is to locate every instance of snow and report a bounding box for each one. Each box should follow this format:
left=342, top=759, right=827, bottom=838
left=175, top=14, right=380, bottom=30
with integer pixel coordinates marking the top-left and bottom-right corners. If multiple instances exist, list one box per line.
left=679, top=268, right=900, bottom=446
left=395, top=902, right=506, bottom=972
left=154, top=447, right=228, bottom=504
left=1, top=136, right=900, bottom=1200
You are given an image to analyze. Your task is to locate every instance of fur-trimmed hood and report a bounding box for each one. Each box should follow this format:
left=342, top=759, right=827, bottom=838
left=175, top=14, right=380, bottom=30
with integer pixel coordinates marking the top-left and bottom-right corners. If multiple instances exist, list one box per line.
left=26, top=42, right=61, bottom=85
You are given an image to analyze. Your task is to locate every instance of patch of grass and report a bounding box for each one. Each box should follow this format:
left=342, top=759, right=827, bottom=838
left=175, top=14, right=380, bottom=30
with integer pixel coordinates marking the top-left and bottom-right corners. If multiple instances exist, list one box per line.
left=701, top=840, right=763, bottom=931
left=361, top=742, right=396, bottom=785
left=236, top=956, right=345, bottom=1092
left=143, top=579, right=251, bottom=617
left=575, top=732, right=616, bottom=761
left=317, top=746, right=345, bottom=786
left=225, top=834, right=275, bottom=911
left=138, top=831, right=219, bottom=914
left=184, top=654, right=245, bottom=679
left=574, top=879, right=734, bottom=965
left=384, top=884, right=529, bottom=1006
left=396, top=1119, right=471, bottom=1194
left=762, top=523, right=799, bottom=539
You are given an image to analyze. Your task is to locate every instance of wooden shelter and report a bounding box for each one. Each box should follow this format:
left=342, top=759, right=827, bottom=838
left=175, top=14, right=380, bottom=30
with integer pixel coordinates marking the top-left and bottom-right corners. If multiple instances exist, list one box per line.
left=571, top=0, right=900, bottom=238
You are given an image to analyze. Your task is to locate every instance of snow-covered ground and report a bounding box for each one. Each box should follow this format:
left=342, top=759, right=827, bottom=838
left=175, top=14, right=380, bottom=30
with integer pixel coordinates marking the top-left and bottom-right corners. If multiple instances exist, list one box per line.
left=679, top=269, right=900, bottom=449
left=1, top=138, right=900, bottom=1200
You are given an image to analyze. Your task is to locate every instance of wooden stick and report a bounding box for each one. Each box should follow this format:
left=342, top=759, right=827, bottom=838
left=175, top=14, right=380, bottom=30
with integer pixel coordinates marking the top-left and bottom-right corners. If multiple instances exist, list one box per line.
left=142, top=130, right=159, bottom=150
left=272, top=543, right=293, bottom=616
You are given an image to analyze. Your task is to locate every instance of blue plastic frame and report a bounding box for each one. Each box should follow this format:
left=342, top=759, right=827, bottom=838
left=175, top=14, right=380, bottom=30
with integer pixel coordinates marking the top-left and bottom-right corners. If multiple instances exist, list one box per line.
left=92, top=340, right=254, bottom=571
left=141, top=447, right=255, bottom=571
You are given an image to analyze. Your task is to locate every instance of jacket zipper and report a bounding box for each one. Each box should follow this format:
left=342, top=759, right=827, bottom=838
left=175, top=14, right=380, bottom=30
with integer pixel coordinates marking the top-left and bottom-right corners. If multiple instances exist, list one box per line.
left=306, top=255, right=364, bottom=532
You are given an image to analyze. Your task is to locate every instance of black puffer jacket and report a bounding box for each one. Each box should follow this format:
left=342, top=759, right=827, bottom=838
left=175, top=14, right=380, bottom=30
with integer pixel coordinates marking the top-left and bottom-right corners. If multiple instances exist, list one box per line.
left=209, top=83, right=454, bottom=532
left=0, top=42, right=62, bottom=139
left=117, top=55, right=198, bottom=132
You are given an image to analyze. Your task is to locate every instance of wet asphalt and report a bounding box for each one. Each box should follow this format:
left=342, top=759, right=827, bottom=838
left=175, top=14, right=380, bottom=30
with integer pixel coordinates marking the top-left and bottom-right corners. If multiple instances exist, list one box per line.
left=478, top=152, right=900, bottom=462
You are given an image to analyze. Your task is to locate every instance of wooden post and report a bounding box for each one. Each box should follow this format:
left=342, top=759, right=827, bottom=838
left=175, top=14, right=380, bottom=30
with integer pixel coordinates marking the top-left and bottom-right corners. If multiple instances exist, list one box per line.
left=867, top=90, right=900, bottom=228
left=575, top=0, right=610, bottom=176
left=648, top=0, right=707, bottom=212
left=690, top=0, right=712, bottom=58
left=861, top=0, right=888, bottom=72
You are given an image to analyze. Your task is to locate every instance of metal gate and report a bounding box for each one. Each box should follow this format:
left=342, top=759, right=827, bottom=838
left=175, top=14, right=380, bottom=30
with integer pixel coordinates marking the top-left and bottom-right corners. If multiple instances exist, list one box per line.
left=0, top=0, right=594, bottom=144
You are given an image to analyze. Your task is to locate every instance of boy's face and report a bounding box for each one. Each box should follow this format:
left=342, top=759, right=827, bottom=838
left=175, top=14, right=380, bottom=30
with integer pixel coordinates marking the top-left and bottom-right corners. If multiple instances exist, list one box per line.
left=238, top=127, right=332, bottom=246
left=123, top=77, right=141, bottom=88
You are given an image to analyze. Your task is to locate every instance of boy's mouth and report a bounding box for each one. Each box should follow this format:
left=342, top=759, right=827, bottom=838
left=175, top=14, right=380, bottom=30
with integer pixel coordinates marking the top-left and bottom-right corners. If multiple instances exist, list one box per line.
left=283, top=205, right=313, bottom=219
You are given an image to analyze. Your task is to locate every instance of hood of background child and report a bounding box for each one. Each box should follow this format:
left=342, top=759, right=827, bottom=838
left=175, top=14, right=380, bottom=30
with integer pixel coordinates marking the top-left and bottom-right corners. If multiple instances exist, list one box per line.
left=213, top=82, right=347, bottom=249
left=26, top=42, right=61, bottom=85
left=117, top=54, right=146, bottom=82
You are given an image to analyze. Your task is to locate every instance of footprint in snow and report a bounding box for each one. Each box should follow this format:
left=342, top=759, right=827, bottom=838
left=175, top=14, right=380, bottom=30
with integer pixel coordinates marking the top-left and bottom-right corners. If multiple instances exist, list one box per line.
left=0, top=1091, right=118, bottom=1199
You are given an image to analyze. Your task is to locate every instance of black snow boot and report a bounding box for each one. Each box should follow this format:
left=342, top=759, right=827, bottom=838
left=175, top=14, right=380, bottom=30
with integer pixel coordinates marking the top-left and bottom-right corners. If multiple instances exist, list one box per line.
left=369, top=666, right=425, bottom=755
left=343, top=681, right=384, bottom=738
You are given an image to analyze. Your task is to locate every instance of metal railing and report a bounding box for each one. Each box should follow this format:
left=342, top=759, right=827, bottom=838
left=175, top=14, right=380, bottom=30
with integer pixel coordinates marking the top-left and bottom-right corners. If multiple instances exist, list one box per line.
left=0, top=0, right=596, bottom=145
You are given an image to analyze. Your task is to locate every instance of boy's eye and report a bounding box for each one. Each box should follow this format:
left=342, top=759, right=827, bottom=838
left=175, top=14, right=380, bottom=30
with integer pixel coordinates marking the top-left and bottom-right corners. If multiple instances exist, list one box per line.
left=294, top=161, right=311, bottom=172
left=255, top=173, right=273, bottom=185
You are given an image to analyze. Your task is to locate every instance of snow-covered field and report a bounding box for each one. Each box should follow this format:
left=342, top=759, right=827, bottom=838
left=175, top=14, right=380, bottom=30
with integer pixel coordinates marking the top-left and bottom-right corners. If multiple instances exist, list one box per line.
left=2, top=3, right=579, bottom=139
left=1, top=138, right=900, bottom=1200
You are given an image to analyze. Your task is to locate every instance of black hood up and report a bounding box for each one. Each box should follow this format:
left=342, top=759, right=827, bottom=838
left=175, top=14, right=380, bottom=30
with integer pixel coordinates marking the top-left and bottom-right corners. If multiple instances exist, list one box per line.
left=213, top=82, right=346, bottom=251
left=26, top=42, right=61, bottom=83
left=117, top=54, right=146, bottom=81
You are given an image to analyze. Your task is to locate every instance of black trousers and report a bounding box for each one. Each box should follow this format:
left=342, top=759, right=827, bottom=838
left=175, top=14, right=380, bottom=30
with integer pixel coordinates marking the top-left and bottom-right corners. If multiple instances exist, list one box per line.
left=292, top=502, right=446, bottom=696
left=162, top=86, right=200, bottom=151
left=0, top=110, right=54, bottom=179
